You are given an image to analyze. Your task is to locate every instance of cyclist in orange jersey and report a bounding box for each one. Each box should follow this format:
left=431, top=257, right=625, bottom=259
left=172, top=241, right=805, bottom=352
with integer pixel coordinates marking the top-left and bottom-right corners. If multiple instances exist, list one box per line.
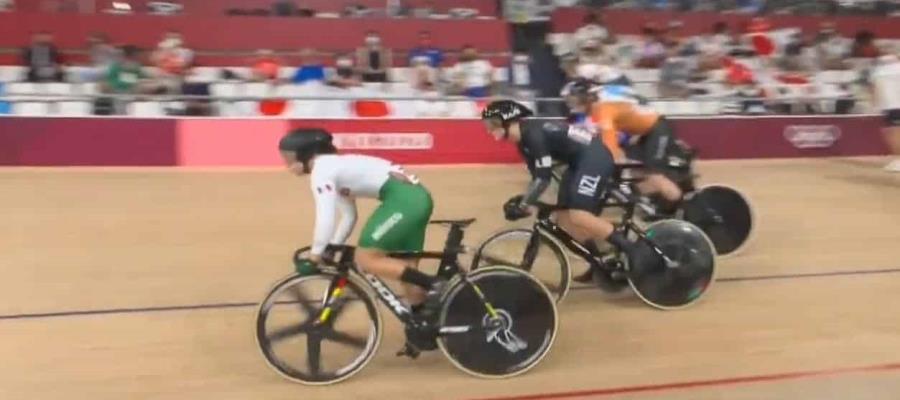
left=563, top=78, right=694, bottom=218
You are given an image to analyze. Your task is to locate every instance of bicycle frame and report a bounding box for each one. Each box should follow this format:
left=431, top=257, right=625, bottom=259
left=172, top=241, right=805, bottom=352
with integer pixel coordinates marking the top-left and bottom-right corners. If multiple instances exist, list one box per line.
left=316, top=223, right=499, bottom=329
left=522, top=169, right=672, bottom=269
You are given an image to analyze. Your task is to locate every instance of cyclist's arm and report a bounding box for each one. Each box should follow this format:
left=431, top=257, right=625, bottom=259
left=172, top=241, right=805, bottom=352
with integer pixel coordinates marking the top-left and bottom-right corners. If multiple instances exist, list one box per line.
left=310, top=170, right=339, bottom=257
left=518, top=121, right=554, bottom=206
left=594, top=103, right=625, bottom=161
left=331, top=195, right=357, bottom=245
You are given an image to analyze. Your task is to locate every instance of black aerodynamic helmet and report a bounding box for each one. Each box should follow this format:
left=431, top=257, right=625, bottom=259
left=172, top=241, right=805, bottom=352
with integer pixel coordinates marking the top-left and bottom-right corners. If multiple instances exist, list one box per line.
left=278, top=128, right=337, bottom=164
left=560, top=77, right=600, bottom=98
left=481, top=100, right=534, bottom=126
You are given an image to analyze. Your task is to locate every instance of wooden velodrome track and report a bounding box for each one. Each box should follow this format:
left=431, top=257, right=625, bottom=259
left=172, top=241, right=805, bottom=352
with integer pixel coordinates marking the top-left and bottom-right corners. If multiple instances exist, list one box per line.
left=1, top=157, right=899, bottom=400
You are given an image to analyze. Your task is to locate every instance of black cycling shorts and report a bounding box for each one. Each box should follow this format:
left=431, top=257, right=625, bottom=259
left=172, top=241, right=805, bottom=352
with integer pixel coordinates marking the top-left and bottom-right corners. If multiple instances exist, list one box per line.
left=558, top=137, right=615, bottom=215
left=633, top=118, right=695, bottom=191
left=636, top=118, right=677, bottom=171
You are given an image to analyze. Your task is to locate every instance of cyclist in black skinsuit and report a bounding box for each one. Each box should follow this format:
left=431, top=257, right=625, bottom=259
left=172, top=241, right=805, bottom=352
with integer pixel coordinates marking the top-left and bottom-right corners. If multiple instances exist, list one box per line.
left=481, top=100, right=641, bottom=284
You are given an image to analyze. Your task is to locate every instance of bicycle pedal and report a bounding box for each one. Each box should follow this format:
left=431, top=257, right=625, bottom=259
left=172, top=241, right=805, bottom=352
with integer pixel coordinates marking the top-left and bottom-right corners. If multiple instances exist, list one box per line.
left=396, top=343, right=421, bottom=359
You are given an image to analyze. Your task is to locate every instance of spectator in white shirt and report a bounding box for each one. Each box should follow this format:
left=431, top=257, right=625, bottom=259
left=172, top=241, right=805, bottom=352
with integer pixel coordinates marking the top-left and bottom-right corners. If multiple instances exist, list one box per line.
left=449, top=45, right=493, bottom=98
left=870, top=53, right=900, bottom=171
left=327, top=53, right=362, bottom=89
left=151, top=31, right=193, bottom=93
left=573, top=12, right=611, bottom=49
left=356, top=31, right=392, bottom=83
left=635, top=24, right=667, bottom=68
left=697, top=22, right=731, bottom=70
left=814, top=23, right=848, bottom=70
left=408, top=55, right=437, bottom=93
left=578, top=38, right=607, bottom=68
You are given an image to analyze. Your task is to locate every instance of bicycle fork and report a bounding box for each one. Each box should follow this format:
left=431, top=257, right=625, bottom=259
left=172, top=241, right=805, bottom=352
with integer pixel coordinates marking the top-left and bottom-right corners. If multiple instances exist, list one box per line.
left=314, top=276, right=349, bottom=326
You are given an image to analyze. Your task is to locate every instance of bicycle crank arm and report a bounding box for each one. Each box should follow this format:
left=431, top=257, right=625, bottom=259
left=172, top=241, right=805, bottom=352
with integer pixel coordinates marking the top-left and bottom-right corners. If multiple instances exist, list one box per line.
left=438, top=326, right=473, bottom=335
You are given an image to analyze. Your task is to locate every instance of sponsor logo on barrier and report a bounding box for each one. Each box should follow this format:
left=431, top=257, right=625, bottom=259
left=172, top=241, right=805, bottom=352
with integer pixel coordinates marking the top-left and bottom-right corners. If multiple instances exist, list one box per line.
left=783, top=125, right=842, bottom=149
left=334, top=133, right=434, bottom=150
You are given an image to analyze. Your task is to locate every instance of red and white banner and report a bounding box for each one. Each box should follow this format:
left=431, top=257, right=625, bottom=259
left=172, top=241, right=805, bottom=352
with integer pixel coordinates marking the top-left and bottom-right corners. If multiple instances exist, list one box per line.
left=0, top=116, right=889, bottom=166
left=333, top=133, right=434, bottom=150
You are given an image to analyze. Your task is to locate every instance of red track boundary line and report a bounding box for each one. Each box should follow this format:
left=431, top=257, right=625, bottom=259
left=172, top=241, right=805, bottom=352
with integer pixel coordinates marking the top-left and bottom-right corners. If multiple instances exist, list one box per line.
left=470, top=362, right=900, bottom=400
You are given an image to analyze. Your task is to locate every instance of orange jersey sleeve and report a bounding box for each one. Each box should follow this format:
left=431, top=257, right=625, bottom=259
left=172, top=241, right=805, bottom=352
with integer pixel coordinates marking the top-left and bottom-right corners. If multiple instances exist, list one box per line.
left=591, top=103, right=626, bottom=161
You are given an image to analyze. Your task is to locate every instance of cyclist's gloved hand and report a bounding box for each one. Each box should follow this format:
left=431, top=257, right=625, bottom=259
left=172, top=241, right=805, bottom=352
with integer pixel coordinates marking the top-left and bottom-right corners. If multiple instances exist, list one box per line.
left=503, top=195, right=530, bottom=221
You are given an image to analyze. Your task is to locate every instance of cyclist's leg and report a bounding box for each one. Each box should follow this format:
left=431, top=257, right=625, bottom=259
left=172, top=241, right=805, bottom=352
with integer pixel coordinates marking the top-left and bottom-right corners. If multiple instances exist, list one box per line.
left=555, top=139, right=617, bottom=246
left=356, top=179, right=436, bottom=306
left=556, top=140, right=625, bottom=283
left=635, top=118, right=684, bottom=209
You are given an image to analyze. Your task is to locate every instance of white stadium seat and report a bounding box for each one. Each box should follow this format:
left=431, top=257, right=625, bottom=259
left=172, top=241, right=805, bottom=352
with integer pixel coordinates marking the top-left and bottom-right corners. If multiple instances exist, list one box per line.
left=449, top=100, right=478, bottom=118
left=128, top=101, right=164, bottom=117
left=64, top=66, right=96, bottom=83
left=634, top=82, right=659, bottom=98
left=278, top=67, right=297, bottom=81
left=243, top=82, right=273, bottom=99
left=389, top=100, right=418, bottom=118
left=696, top=100, right=721, bottom=115
left=210, top=82, right=239, bottom=98
left=288, top=99, right=319, bottom=118
left=318, top=100, right=350, bottom=118
left=13, top=102, right=49, bottom=116
left=58, top=101, right=92, bottom=116
left=191, top=67, right=223, bottom=82
left=668, top=101, right=700, bottom=115
left=626, top=69, right=660, bottom=83
left=233, top=101, right=260, bottom=116
left=44, top=83, right=75, bottom=95
left=0, top=66, right=26, bottom=82
left=77, top=82, right=99, bottom=95
left=275, top=84, right=302, bottom=98
left=5, top=82, right=38, bottom=94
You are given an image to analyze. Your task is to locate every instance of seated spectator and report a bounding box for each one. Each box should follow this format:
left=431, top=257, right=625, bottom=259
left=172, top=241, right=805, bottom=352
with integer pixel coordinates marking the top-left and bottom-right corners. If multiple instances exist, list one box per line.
left=578, top=38, right=607, bottom=68
left=99, top=45, right=152, bottom=115
left=151, top=31, right=193, bottom=92
left=635, top=24, right=667, bottom=68
left=778, top=33, right=816, bottom=73
left=850, top=30, right=881, bottom=58
left=814, top=23, right=848, bottom=70
left=23, top=32, right=64, bottom=82
left=327, top=53, right=362, bottom=89
left=449, top=45, right=494, bottom=98
left=408, top=31, right=444, bottom=69
left=658, top=42, right=696, bottom=98
left=356, top=31, right=392, bottom=83
left=250, top=49, right=281, bottom=82
left=292, top=48, right=326, bottom=84
left=102, top=46, right=146, bottom=93
left=574, top=11, right=611, bottom=49
left=697, top=22, right=732, bottom=70
left=84, top=33, right=120, bottom=82
left=409, top=55, right=437, bottom=92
